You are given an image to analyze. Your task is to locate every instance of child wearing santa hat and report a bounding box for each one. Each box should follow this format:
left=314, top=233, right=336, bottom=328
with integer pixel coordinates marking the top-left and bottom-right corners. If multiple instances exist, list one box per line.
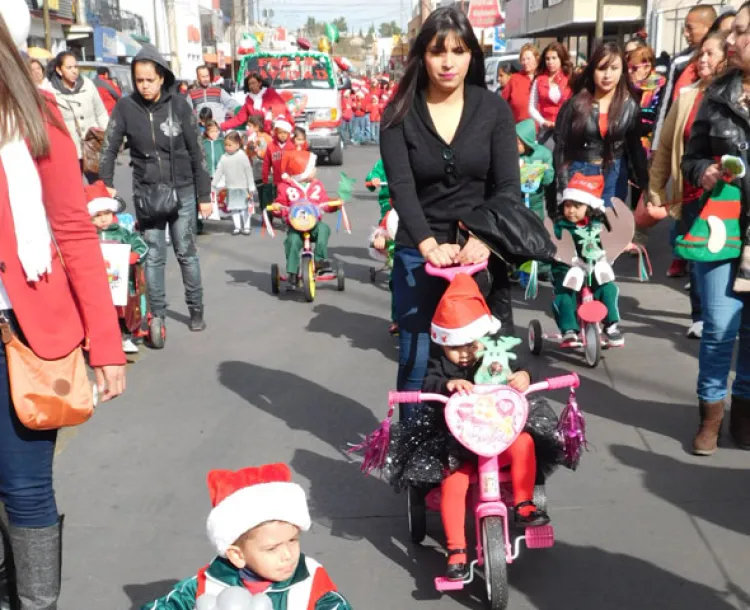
left=143, top=463, right=352, bottom=610
left=270, top=150, right=335, bottom=289
left=86, top=181, right=148, bottom=354
left=386, top=274, right=552, bottom=582
left=261, top=116, right=295, bottom=187
left=552, top=172, right=623, bottom=347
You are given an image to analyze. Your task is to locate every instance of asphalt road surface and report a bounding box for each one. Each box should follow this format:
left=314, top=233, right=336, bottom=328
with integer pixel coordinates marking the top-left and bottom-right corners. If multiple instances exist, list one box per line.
left=54, top=145, right=750, bottom=609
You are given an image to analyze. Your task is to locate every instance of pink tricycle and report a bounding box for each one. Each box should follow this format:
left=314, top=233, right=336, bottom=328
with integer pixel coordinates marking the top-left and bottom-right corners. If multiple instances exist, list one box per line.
left=385, top=373, right=583, bottom=610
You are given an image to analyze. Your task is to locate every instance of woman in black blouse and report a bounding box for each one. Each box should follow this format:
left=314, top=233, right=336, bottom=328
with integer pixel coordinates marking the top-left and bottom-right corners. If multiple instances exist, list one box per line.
left=381, top=7, right=524, bottom=420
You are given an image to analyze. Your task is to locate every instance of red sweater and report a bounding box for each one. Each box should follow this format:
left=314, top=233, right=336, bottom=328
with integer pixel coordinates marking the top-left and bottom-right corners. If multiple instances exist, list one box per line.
left=261, top=138, right=295, bottom=184
left=0, top=96, right=124, bottom=366
left=369, top=100, right=381, bottom=122
left=95, top=77, right=122, bottom=116
left=501, top=72, right=533, bottom=123
left=534, top=73, right=572, bottom=124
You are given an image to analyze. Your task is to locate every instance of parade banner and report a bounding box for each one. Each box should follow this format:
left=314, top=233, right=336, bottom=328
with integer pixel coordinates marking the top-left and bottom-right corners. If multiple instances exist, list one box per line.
left=101, top=243, right=131, bottom=307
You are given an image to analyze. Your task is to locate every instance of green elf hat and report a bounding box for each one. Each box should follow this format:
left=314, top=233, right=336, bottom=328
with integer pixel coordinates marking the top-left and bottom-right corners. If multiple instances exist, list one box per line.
left=674, top=180, right=742, bottom=262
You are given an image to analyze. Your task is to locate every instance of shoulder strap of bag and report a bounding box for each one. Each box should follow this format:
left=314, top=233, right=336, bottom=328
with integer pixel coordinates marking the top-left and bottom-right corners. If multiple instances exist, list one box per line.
left=62, top=98, right=85, bottom=140
left=168, top=99, right=176, bottom=187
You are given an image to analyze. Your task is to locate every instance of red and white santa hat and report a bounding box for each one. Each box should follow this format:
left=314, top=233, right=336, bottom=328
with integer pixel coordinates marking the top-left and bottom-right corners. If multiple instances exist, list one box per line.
left=281, top=150, right=317, bottom=182
left=431, top=274, right=501, bottom=346
left=85, top=181, right=119, bottom=217
left=273, top=115, right=293, bottom=134
left=562, top=173, right=605, bottom=210
left=206, top=463, right=311, bottom=557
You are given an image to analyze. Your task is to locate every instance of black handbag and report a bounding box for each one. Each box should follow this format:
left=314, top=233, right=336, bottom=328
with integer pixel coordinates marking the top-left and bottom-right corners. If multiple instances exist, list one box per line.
left=134, top=101, right=181, bottom=223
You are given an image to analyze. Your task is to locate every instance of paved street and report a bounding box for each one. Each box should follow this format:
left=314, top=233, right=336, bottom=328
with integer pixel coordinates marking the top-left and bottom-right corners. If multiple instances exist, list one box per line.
left=55, top=145, right=750, bottom=610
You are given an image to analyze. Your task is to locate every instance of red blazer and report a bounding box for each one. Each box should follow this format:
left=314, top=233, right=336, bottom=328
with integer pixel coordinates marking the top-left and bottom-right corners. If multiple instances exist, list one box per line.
left=502, top=72, right=533, bottom=123
left=0, top=97, right=124, bottom=366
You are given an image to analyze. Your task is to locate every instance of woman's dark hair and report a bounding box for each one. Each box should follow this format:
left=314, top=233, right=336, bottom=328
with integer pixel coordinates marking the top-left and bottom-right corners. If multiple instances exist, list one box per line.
left=224, top=130, right=243, bottom=146
left=293, top=126, right=307, bottom=140
left=708, top=10, right=737, bottom=34
left=28, top=58, right=45, bottom=74
left=0, top=16, right=62, bottom=156
left=53, top=50, right=76, bottom=77
left=537, top=42, right=573, bottom=77
left=569, top=43, right=633, bottom=170
left=199, top=107, right=213, bottom=122
left=244, top=71, right=268, bottom=92
left=384, top=7, right=485, bottom=128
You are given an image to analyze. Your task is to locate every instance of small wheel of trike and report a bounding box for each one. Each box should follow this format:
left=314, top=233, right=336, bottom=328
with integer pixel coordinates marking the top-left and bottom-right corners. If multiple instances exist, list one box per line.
left=369, top=267, right=377, bottom=283
left=302, top=258, right=316, bottom=302
left=528, top=320, right=543, bottom=355
left=271, top=263, right=280, bottom=295
left=148, top=316, right=166, bottom=350
left=407, top=485, right=427, bottom=544
left=583, top=322, right=601, bottom=368
left=337, top=265, right=345, bottom=291
left=482, top=516, right=509, bottom=610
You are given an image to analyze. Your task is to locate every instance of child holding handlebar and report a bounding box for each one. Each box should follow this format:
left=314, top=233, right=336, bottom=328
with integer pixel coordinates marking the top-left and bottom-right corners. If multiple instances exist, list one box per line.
left=388, top=275, right=553, bottom=582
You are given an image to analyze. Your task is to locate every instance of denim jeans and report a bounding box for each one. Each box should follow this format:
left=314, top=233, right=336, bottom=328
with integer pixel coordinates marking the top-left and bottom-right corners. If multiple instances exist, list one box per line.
left=370, top=121, right=381, bottom=145
left=568, top=158, right=628, bottom=207
left=693, top=259, right=750, bottom=402
left=0, top=324, right=58, bottom=527
left=362, top=116, right=372, bottom=143
left=341, top=120, right=352, bottom=145
left=351, top=116, right=364, bottom=143
left=141, top=185, right=204, bottom=319
left=392, top=247, right=447, bottom=420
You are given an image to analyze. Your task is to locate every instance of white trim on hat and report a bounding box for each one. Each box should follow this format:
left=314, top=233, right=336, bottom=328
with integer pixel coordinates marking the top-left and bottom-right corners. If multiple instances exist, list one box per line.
left=274, top=118, right=293, bottom=133
left=293, top=153, right=318, bottom=182
left=206, top=481, right=311, bottom=557
left=87, top=197, right=119, bottom=217
left=562, top=187, right=604, bottom=210
left=431, top=314, right=501, bottom=346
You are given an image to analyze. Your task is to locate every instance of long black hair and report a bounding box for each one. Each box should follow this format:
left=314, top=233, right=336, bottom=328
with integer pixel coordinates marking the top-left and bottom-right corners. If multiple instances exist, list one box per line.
left=384, top=7, right=485, bottom=128
left=569, top=43, right=634, bottom=170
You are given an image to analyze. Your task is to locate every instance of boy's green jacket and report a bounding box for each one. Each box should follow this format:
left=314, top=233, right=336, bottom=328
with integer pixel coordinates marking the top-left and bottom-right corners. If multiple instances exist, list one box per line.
left=98, top=223, right=148, bottom=261
left=366, top=159, right=391, bottom=220
left=204, top=138, right=225, bottom=178
left=516, top=119, right=554, bottom=218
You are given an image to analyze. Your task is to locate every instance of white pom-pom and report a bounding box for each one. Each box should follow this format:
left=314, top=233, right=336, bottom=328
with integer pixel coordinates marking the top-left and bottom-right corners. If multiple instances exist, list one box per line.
left=0, top=0, right=31, bottom=49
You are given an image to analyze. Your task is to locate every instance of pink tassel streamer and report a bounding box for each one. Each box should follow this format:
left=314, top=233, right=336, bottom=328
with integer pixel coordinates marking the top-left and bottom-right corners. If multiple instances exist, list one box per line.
left=348, top=418, right=392, bottom=475
left=557, top=394, right=587, bottom=470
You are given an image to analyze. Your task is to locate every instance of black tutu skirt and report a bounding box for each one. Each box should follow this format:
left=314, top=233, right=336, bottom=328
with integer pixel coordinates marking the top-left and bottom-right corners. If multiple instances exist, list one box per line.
left=385, top=397, right=566, bottom=492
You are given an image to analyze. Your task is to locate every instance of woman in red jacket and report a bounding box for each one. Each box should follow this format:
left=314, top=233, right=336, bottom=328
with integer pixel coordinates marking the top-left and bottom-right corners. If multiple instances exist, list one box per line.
left=501, top=43, right=539, bottom=122
left=221, top=72, right=293, bottom=133
left=0, top=3, right=125, bottom=608
left=529, top=41, right=573, bottom=145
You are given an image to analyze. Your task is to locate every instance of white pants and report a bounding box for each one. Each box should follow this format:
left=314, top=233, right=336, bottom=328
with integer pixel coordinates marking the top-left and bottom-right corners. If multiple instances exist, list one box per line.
left=231, top=210, right=250, bottom=231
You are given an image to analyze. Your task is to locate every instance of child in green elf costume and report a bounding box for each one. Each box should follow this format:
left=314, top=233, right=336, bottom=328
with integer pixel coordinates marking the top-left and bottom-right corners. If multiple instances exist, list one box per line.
left=142, top=463, right=352, bottom=610
left=551, top=173, right=624, bottom=348
left=365, top=159, right=391, bottom=221
left=516, top=119, right=554, bottom=221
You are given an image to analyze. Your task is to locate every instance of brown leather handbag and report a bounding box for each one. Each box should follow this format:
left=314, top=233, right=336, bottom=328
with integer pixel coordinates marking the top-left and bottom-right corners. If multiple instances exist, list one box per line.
left=82, top=127, right=105, bottom=175
left=1, top=319, right=95, bottom=430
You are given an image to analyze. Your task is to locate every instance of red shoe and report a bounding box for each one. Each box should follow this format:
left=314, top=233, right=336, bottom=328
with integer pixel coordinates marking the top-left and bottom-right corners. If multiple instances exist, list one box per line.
left=667, top=259, right=687, bottom=278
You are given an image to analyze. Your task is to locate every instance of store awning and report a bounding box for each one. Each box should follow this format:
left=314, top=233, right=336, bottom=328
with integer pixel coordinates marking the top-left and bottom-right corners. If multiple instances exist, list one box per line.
left=116, top=32, right=141, bottom=58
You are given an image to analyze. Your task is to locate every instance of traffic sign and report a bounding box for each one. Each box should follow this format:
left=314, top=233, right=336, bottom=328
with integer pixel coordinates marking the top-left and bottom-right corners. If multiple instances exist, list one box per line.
left=493, top=25, right=506, bottom=52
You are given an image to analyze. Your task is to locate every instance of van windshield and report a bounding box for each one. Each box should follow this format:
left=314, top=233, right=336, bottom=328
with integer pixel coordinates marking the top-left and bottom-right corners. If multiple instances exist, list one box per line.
left=244, top=55, right=334, bottom=90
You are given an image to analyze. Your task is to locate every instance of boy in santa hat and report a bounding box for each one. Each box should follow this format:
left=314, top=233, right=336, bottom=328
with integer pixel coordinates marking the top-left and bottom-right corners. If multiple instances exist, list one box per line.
left=270, top=150, right=335, bottom=289
left=387, top=274, right=551, bottom=582
left=143, top=463, right=352, bottom=610
left=87, top=181, right=148, bottom=353
left=261, top=116, right=295, bottom=187
left=552, top=172, right=624, bottom=347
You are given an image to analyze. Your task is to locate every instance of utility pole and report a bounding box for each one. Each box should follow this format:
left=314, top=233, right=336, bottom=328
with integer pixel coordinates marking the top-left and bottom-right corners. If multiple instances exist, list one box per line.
left=165, top=0, right=181, bottom=76
left=594, top=0, right=604, bottom=42
left=152, top=0, right=162, bottom=53
left=43, top=0, right=51, bottom=51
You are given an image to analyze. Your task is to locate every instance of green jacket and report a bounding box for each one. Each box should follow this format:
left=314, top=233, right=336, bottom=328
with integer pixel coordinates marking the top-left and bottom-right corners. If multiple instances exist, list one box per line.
left=141, top=554, right=352, bottom=610
left=98, top=223, right=148, bottom=262
left=365, top=159, right=391, bottom=220
left=553, top=218, right=606, bottom=262
left=203, top=138, right=225, bottom=178
left=516, top=119, right=554, bottom=219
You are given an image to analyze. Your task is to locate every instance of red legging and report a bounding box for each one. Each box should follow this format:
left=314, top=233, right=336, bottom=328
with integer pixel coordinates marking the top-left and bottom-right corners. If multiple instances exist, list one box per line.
left=441, top=432, right=536, bottom=557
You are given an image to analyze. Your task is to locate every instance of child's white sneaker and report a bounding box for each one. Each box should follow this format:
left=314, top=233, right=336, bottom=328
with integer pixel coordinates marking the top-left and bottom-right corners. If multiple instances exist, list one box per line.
left=687, top=321, right=703, bottom=339
left=122, top=338, right=139, bottom=354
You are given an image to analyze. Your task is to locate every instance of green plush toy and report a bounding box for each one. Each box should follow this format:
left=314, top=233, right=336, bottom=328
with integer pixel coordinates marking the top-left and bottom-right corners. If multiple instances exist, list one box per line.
left=474, top=336, right=523, bottom=385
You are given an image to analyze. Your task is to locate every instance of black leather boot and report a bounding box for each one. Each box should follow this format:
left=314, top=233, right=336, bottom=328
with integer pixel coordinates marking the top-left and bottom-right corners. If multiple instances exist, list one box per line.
left=189, top=308, right=206, bottom=332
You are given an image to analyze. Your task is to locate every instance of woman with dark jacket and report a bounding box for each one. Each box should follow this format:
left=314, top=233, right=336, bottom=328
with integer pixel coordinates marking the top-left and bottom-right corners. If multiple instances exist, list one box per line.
left=554, top=43, right=648, bottom=209
left=100, top=44, right=212, bottom=342
left=681, top=0, right=750, bottom=456
left=0, top=2, right=125, bottom=608
left=380, top=7, right=552, bottom=420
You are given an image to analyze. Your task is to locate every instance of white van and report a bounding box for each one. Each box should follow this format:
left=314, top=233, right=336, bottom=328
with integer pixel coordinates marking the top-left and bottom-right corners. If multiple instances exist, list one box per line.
left=236, top=52, right=344, bottom=165
left=484, top=54, right=522, bottom=94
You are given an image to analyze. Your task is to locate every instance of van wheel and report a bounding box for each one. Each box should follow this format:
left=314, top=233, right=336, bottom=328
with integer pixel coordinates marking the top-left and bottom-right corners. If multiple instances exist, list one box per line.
left=329, top=140, right=344, bottom=166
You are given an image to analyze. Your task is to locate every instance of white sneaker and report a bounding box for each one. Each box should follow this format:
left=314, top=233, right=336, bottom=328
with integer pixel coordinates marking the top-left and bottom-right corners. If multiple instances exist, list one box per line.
left=687, top=321, right=703, bottom=339
left=242, top=228, right=251, bottom=235
left=684, top=281, right=691, bottom=291
left=122, top=338, right=139, bottom=354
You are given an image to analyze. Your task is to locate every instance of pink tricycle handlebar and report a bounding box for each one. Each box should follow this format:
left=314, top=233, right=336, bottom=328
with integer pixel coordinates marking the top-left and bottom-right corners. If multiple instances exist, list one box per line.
left=424, top=261, right=488, bottom=281
left=526, top=373, right=580, bottom=394
left=388, top=391, right=447, bottom=405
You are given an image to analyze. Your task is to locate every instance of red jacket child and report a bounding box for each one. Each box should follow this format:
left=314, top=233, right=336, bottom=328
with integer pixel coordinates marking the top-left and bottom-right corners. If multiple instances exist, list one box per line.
left=352, top=94, right=369, bottom=118
left=341, top=91, right=353, bottom=122
left=261, top=116, right=295, bottom=184
left=369, top=95, right=381, bottom=123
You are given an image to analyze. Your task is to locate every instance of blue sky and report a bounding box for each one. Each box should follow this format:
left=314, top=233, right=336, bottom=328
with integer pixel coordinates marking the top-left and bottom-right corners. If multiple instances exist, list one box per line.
left=257, top=0, right=408, bottom=34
